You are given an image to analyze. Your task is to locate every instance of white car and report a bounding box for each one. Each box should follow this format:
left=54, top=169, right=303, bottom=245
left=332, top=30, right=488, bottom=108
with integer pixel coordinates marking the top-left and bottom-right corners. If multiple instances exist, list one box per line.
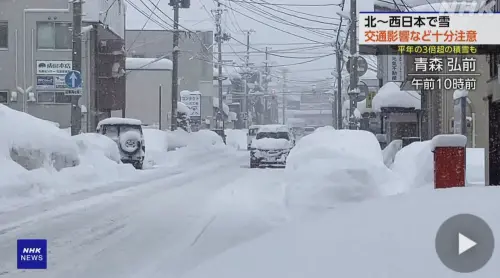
left=250, top=125, right=295, bottom=168
left=97, top=117, right=145, bottom=169
left=247, top=125, right=261, bottom=150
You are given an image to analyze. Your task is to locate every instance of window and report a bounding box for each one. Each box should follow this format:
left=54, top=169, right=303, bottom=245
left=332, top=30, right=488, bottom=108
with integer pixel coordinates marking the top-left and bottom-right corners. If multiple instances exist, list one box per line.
left=37, top=22, right=71, bottom=49
left=0, top=91, right=7, bottom=103
left=256, top=132, right=289, bottom=140
left=37, top=92, right=72, bottom=103
left=0, top=22, right=7, bottom=48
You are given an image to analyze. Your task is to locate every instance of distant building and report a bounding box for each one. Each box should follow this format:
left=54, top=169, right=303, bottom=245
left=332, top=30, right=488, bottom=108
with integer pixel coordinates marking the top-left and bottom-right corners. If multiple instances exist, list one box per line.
left=0, top=0, right=126, bottom=130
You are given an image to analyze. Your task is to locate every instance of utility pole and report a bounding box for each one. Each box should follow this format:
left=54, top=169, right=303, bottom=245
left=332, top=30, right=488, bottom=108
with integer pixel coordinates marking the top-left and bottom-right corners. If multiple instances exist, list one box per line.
left=213, top=0, right=230, bottom=139
left=71, top=0, right=82, bottom=136
left=170, top=0, right=180, bottom=131
left=281, top=68, right=288, bottom=125
left=348, top=0, right=358, bottom=130
left=264, top=47, right=270, bottom=125
left=242, top=30, right=254, bottom=127
left=168, top=0, right=190, bottom=131
left=336, top=48, right=343, bottom=129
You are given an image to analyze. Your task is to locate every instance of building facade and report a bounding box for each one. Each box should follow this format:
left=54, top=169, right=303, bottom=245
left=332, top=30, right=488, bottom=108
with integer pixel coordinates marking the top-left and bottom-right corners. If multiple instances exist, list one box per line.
left=0, top=0, right=125, bottom=130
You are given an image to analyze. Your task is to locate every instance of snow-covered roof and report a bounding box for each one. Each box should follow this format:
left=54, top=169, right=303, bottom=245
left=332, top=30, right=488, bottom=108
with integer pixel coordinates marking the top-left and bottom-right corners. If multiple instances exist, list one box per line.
left=126, top=58, right=173, bottom=70
left=97, top=117, right=142, bottom=129
left=453, top=90, right=469, bottom=100
left=177, top=102, right=190, bottom=115
left=83, top=0, right=125, bottom=38
left=258, top=124, right=289, bottom=133
left=372, top=82, right=421, bottom=112
left=213, top=66, right=241, bottom=79
left=431, top=134, right=467, bottom=151
left=212, top=97, right=230, bottom=115
left=213, top=79, right=232, bottom=86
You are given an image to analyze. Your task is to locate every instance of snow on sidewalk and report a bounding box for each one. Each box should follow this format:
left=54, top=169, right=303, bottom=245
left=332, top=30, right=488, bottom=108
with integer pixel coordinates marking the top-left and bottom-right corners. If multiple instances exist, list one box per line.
left=183, top=187, right=500, bottom=278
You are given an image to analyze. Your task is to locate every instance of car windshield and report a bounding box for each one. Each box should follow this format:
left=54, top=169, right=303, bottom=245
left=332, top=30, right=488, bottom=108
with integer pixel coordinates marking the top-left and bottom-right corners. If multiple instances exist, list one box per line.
left=248, top=128, right=259, bottom=136
left=256, top=131, right=289, bottom=140
left=120, top=125, right=142, bottom=134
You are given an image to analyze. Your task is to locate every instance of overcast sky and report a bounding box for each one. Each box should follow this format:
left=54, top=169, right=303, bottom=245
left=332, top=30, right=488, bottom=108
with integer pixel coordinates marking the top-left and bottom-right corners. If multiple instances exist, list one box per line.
left=126, top=0, right=379, bottom=90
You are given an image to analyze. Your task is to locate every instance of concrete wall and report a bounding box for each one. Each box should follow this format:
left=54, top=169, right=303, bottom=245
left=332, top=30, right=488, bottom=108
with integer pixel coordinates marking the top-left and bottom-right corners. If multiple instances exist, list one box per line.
left=120, top=69, right=172, bottom=128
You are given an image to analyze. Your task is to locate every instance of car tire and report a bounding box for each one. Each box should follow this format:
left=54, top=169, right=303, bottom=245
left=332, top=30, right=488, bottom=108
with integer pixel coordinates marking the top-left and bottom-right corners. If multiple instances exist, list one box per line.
left=134, top=162, right=143, bottom=170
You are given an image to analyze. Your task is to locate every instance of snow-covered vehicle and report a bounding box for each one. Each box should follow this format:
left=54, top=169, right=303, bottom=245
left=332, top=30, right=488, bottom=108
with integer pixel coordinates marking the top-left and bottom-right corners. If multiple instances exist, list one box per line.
left=97, top=117, right=145, bottom=169
left=250, top=125, right=295, bottom=168
left=247, top=125, right=261, bottom=150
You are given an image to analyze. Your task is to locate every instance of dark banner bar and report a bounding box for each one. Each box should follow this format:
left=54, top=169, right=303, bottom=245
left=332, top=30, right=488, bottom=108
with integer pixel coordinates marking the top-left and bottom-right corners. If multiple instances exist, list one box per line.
left=360, top=44, right=500, bottom=55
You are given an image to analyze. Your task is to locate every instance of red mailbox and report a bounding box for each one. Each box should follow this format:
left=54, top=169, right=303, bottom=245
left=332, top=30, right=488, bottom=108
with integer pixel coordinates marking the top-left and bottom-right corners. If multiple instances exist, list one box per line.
left=432, top=135, right=467, bottom=189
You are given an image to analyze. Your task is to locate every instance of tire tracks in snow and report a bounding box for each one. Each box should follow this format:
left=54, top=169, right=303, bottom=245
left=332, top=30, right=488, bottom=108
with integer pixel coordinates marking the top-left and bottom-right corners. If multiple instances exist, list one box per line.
left=0, top=150, right=249, bottom=278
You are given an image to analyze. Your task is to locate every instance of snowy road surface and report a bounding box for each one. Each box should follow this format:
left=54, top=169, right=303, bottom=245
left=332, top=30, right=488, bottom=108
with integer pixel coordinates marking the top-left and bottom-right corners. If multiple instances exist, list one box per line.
left=0, top=150, right=288, bottom=278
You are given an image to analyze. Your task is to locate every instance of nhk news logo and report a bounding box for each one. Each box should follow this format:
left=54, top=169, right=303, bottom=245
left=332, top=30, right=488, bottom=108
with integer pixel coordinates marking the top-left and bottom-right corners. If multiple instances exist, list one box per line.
left=17, top=239, right=47, bottom=269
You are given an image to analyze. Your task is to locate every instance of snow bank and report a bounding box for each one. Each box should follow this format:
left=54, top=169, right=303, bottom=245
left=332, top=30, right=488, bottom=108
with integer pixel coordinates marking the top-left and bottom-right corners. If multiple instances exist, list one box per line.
left=143, top=128, right=169, bottom=167
left=72, top=133, right=121, bottom=163
left=225, top=129, right=247, bottom=150
left=372, top=82, right=421, bottom=112
left=183, top=187, right=500, bottom=278
left=391, top=141, right=434, bottom=190
left=251, top=138, right=291, bottom=150
left=392, top=139, right=484, bottom=188
left=382, top=139, right=403, bottom=167
left=284, top=128, right=405, bottom=213
left=0, top=104, right=79, bottom=172
left=167, top=129, right=225, bottom=151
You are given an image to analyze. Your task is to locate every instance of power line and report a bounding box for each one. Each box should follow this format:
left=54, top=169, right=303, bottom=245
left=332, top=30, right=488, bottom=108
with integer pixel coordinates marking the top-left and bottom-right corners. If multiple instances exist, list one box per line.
left=219, top=1, right=328, bottom=44
left=127, top=0, right=162, bottom=52
left=228, top=1, right=342, bottom=7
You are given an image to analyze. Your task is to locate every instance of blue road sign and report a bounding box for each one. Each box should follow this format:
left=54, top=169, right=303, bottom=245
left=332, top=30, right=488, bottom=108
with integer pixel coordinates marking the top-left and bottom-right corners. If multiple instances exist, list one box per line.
left=64, top=70, right=82, bottom=89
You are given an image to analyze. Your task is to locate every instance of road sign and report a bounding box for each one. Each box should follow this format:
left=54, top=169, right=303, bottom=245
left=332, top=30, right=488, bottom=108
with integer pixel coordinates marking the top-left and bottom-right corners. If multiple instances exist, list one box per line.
left=346, top=56, right=368, bottom=77
left=64, top=70, right=82, bottom=89
left=349, top=81, right=369, bottom=102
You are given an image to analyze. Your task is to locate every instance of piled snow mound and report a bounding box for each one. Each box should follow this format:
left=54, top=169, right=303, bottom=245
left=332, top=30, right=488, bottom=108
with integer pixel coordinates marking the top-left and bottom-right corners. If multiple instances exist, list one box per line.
left=382, top=139, right=403, bottom=167
left=183, top=187, right=500, bottom=278
left=72, top=133, right=121, bottom=163
left=0, top=104, right=79, bottom=172
left=167, top=129, right=224, bottom=151
left=225, top=129, right=247, bottom=150
left=177, top=101, right=191, bottom=114
left=392, top=139, right=484, bottom=188
left=142, top=128, right=169, bottom=167
left=285, top=129, right=405, bottom=212
left=391, top=141, right=434, bottom=190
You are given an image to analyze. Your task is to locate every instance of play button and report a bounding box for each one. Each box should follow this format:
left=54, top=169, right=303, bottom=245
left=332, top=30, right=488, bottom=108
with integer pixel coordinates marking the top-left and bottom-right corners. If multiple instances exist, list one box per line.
left=435, top=214, right=495, bottom=273
left=459, top=233, right=476, bottom=255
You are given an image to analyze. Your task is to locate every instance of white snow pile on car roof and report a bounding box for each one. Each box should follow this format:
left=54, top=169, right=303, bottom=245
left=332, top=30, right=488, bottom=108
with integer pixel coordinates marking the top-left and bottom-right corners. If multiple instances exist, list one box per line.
left=285, top=127, right=405, bottom=214
left=183, top=187, right=500, bottom=278
left=97, top=117, right=142, bottom=129
left=258, top=124, right=289, bottom=132
left=252, top=138, right=291, bottom=150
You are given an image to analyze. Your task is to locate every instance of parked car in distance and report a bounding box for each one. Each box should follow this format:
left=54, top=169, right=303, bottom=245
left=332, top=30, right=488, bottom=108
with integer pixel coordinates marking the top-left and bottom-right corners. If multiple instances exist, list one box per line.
left=97, top=117, right=145, bottom=169
left=250, top=124, right=295, bottom=168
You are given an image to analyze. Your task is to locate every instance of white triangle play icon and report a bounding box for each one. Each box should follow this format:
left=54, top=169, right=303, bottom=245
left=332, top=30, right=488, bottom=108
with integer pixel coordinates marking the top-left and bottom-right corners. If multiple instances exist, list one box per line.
left=459, top=233, right=477, bottom=255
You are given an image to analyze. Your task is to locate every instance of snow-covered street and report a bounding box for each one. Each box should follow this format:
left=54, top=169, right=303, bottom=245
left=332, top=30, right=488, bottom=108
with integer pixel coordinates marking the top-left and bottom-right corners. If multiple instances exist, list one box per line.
left=0, top=148, right=289, bottom=278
